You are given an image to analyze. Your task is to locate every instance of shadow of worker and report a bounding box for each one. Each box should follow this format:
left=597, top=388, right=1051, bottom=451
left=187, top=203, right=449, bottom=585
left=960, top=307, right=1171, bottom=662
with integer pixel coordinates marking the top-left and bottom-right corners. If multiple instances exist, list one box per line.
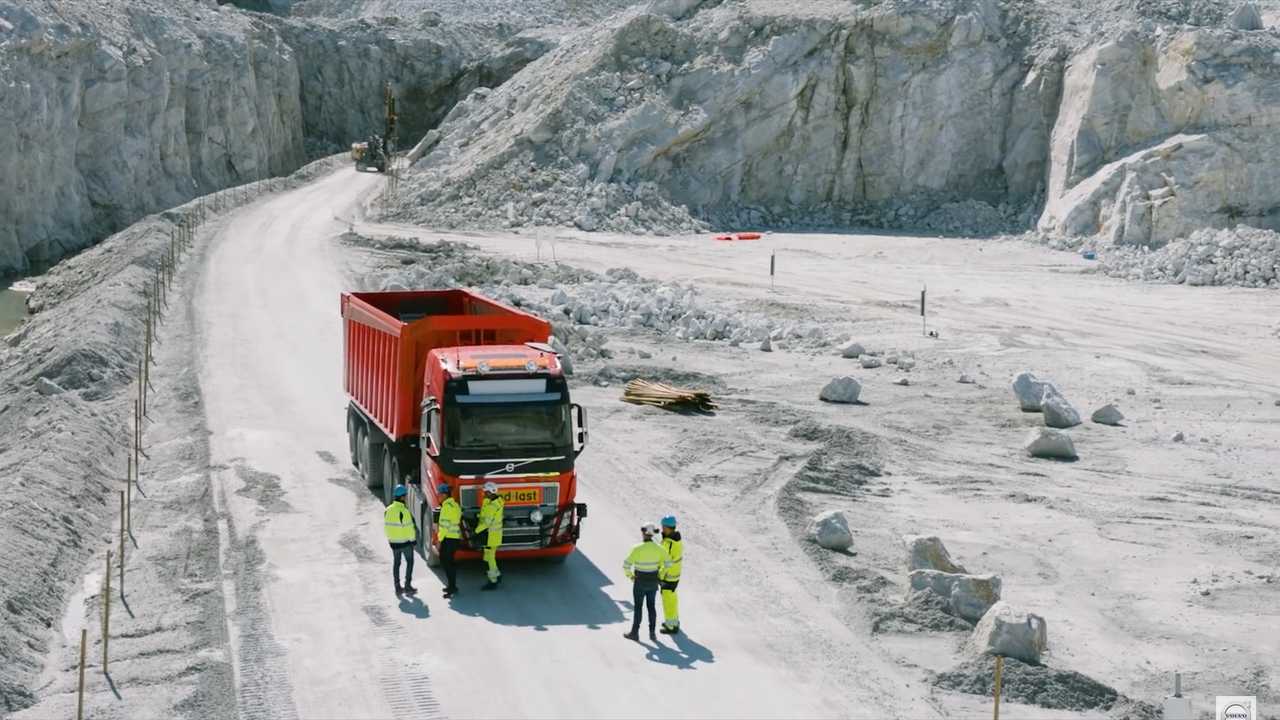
left=398, top=593, right=430, bottom=619
left=643, top=632, right=716, bottom=670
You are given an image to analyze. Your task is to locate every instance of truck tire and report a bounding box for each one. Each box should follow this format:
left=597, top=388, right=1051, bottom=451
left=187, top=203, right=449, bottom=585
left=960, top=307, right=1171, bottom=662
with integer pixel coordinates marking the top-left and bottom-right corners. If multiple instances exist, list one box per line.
left=364, top=431, right=384, bottom=492
left=381, top=451, right=396, bottom=505
left=420, top=509, right=440, bottom=568
left=347, top=412, right=359, bottom=468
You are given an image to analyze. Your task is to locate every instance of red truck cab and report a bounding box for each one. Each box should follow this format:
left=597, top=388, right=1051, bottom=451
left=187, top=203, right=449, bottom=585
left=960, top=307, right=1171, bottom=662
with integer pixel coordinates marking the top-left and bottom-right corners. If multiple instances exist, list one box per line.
left=342, top=290, right=588, bottom=564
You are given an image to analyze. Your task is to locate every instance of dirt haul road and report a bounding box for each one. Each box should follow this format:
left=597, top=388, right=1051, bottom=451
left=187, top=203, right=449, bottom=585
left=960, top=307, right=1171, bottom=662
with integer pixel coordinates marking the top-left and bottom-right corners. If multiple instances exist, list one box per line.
left=194, top=167, right=915, bottom=719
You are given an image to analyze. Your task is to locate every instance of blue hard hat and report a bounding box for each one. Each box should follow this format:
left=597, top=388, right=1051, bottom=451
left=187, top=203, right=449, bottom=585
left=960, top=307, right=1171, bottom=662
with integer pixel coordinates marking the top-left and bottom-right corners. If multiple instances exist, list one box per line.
left=393, top=485, right=408, bottom=498
left=661, top=515, right=677, bottom=528
left=437, top=483, right=451, bottom=495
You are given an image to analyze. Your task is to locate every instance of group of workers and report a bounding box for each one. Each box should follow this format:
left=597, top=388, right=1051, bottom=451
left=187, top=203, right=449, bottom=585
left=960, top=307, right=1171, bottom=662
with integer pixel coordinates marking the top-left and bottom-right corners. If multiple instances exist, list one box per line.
left=383, top=482, right=684, bottom=639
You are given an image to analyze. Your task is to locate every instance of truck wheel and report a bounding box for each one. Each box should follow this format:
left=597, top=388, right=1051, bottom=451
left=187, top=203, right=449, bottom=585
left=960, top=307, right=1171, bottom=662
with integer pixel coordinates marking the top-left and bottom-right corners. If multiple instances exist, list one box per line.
left=422, top=518, right=441, bottom=568
left=364, top=433, right=384, bottom=492
left=356, top=426, right=368, bottom=474
left=347, top=413, right=359, bottom=468
left=381, top=450, right=395, bottom=505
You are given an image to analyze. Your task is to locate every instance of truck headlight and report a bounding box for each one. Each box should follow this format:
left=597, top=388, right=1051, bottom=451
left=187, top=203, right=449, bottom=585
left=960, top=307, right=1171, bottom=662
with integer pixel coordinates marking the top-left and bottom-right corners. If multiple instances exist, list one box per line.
left=529, top=509, right=544, bottom=524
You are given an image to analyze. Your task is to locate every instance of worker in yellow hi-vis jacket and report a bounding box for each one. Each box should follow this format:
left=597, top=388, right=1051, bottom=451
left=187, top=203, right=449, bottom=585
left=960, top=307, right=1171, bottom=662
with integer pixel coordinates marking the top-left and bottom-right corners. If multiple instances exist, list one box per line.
left=658, top=515, right=683, bottom=634
left=475, top=481, right=504, bottom=591
left=623, top=523, right=671, bottom=642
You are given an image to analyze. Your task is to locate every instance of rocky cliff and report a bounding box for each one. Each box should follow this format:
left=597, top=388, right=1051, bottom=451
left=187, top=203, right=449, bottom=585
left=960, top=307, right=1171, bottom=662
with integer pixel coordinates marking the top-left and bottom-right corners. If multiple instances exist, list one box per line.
left=396, top=0, right=1280, bottom=247
left=0, top=1, right=306, bottom=275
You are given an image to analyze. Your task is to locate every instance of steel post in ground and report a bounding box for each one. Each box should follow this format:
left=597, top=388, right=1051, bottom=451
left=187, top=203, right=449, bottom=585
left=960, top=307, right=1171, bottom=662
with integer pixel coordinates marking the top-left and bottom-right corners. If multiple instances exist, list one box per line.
left=102, top=551, right=111, bottom=673
left=77, top=627, right=87, bottom=720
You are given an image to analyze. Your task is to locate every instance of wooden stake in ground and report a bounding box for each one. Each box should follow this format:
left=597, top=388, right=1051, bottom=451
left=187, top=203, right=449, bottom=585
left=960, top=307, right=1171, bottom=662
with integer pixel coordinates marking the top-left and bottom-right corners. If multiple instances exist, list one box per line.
left=119, top=490, right=126, bottom=598
left=102, top=551, right=111, bottom=674
left=126, top=459, right=132, bottom=535
left=77, top=627, right=87, bottom=720
left=992, top=655, right=1004, bottom=720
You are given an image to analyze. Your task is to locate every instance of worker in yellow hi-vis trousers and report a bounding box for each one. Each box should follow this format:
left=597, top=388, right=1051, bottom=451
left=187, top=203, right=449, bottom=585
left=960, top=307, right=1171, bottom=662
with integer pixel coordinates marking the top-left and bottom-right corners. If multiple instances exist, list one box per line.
left=658, top=515, right=683, bottom=634
left=475, top=481, right=504, bottom=591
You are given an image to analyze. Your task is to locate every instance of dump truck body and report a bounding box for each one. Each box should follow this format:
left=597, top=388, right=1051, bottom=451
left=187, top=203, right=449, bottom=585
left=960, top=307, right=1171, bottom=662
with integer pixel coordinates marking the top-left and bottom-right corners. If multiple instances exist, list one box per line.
left=341, top=289, right=587, bottom=562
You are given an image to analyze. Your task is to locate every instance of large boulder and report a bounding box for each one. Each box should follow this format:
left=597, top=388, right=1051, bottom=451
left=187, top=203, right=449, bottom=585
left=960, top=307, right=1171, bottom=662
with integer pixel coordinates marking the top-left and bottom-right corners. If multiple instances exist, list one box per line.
left=966, top=601, right=1049, bottom=664
left=1025, top=428, right=1078, bottom=460
left=904, top=535, right=968, bottom=574
left=909, top=570, right=1002, bottom=622
left=840, top=341, right=867, bottom=359
left=811, top=510, right=853, bottom=551
left=820, top=376, right=862, bottom=404
left=1041, top=390, right=1082, bottom=428
left=859, top=355, right=883, bottom=369
left=1091, top=404, right=1125, bottom=425
left=1229, top=3, right=1264, bottom=30
left=1012, top=372, right=1056, bottom=412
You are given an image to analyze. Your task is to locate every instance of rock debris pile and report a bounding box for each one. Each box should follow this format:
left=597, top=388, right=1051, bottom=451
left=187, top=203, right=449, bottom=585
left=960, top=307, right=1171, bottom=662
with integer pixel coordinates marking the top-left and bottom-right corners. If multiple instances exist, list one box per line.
left=1096, top=227, right=1280, bottom=288
left=355, top=236, right=838, bottom=362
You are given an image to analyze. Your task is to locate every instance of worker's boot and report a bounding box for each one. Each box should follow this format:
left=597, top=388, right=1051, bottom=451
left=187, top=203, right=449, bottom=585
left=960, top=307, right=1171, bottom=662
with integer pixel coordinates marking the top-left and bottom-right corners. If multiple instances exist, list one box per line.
left=481, top=580, right=499, bottom=591
left=442, top=586, right=458, bottom=598
left=649, top=628, right=658, bottom=642
left=659, top=624, right=680, bottom=635
left=393, top=583, right=403, bottom=596
left=403, top=583, right=418, bottom=595
left=622, top=631, right=640, bottom=641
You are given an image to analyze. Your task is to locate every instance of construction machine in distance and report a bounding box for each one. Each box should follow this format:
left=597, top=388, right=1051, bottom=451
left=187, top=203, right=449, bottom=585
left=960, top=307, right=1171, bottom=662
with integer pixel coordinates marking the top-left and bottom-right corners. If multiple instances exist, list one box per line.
left=351, top=134, right=388, bottom=173
left=341, top=289, right=589, bottom=566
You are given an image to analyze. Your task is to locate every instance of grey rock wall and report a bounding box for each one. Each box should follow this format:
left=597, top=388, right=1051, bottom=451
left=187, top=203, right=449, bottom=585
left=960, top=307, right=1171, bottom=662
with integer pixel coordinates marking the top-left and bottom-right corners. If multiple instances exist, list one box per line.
left=0, top=2, right=305, bottom=274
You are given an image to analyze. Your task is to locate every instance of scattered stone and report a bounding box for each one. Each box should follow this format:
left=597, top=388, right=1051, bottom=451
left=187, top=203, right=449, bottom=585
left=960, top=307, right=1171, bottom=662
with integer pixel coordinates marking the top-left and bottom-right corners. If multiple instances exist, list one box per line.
left=1091, top=404, right=1124, bottom=425
left=1274, top=399, right=1280, bottom=407
left=1126, top=388, right=1136, bottom=396
left=886, top=354, right=900, bottom=365
left=1171, top=431, right=1186, bottom=442
left=1041, top=391, right=1082, bottom=428
left=1024, top=428, right=1078, bottom=460
left=550, top=288, right=570, bottom=305
left=1228, top=2, right=1264, bottom=30
left=1200, top=588, right=1211, bottom=596
left=898, top=357, right=917, bottom=371
left=966, top=601, right=1048, bottom=664
left=958, top=373, right=976, bottom=384
left=840, top=341, right=866, bottom=359
left=1012, top=372, right=1055, bottom=412
left=35, top=377, right=64, bottom=396
left=894, top=377, right=910, bottom=386
left=819, top=376, right=863, bottom=404
left=760, top=336, right=773, bottom=352
left=904, top=535, right=968, bottom=574
left=811, top=510, right=854, bottom=551
left=859, top=355, right=883, bottom=369
left=909, top=570, right=1002, bottom=622
left=637, top=350, right=652, bottom=359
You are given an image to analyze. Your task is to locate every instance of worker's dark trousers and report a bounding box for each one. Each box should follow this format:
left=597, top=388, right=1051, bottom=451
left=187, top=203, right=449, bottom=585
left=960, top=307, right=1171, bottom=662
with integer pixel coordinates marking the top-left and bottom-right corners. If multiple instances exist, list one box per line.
left=439, top=538, right=459, bottom=589
left=391, top=541, right=414, bottom=588
left=631, top=585, right=658, bottom=635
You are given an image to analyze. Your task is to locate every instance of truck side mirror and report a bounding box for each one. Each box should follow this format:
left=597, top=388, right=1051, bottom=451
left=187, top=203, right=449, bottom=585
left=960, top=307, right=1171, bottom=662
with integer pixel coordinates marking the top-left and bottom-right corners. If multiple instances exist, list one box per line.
left=423, top=406, right=441, bottom=457
left=571, top=403, right=588, bottom=454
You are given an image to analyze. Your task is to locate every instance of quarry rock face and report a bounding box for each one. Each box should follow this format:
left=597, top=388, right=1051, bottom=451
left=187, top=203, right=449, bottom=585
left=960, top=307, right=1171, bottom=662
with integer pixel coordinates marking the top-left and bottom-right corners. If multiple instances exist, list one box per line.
left=0, top=1, right=306, bottom=274
left=1038, top=30, right=1280, bottom=248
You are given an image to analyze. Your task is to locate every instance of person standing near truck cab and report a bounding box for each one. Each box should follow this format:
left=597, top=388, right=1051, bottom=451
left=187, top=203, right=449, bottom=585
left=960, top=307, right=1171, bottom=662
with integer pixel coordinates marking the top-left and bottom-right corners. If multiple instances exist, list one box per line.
left=658, top=515, right=683, bottom=635
left=385, top=485, right=418, bottom=596
left=476, top=481, right=504, bottom=590
left=436, top=483, right=462, bottom=598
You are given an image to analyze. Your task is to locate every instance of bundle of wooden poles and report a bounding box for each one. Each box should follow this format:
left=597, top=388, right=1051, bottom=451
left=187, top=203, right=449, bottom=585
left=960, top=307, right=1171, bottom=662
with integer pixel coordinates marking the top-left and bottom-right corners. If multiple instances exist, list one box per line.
left=622, top=378, right=717, bottom=412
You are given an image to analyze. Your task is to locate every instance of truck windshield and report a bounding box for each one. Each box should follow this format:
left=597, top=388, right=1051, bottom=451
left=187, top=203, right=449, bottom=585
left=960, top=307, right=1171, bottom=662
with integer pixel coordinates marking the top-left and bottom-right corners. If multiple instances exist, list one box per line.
left=445, top=401, right=570, bottom=451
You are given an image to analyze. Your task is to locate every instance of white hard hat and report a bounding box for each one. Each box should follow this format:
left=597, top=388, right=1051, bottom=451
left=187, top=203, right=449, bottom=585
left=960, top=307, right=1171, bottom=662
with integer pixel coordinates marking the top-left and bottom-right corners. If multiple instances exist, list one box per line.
left=483, top=481, right=500, bottom=494
left=641, top=523, right=658, bottom=535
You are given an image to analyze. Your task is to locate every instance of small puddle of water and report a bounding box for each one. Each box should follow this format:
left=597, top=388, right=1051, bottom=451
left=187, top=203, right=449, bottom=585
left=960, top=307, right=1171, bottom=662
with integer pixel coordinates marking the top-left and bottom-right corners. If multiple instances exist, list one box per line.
left=0, top=281, right=32, bottom=336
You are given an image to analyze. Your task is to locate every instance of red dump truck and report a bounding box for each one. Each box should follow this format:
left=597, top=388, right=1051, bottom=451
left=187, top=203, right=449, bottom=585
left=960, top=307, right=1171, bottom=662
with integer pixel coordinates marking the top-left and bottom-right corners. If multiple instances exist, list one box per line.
left=341, top=289, right=588, bottom=564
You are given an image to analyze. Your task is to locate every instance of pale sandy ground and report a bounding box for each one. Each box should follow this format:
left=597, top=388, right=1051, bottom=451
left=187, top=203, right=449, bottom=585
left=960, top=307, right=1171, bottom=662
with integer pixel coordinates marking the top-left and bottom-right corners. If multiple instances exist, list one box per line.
left=13, top=166, right=1279, bottom=719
